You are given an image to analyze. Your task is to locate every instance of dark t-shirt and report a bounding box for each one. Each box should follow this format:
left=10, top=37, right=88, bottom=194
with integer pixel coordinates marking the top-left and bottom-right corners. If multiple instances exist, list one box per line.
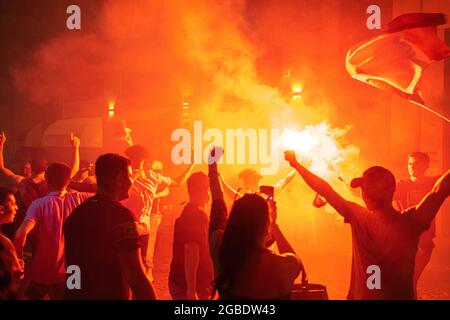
left=23, top=178, right=49, bottom=209
left=168, top=203, right=214, bottom=297
left=344, top=202, right=427, bottom=300
left=394, top=176, right=438, bottom=245
left=63, top=194, right=141, bottom=300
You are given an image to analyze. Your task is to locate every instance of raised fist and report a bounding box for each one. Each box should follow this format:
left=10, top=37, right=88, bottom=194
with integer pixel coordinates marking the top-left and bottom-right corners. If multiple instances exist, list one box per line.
left=70, top=132, right=80, bottom=148
left=0, top=131, right=6, bottom=146
left=284, top=150, right=298, bottom=167
left=207, top=146, right=224, bottom=165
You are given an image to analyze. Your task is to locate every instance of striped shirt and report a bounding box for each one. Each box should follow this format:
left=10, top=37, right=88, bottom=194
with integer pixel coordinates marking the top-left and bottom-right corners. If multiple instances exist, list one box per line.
left=121, top=169, right=172, bottom=233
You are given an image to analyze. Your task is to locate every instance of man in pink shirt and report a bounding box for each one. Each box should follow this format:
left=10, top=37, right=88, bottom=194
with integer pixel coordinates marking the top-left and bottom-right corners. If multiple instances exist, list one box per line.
left=14, top=162, right=92, bottom=299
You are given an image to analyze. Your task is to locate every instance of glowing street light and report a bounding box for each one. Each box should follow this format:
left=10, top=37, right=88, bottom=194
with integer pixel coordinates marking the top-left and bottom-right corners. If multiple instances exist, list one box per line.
left=291, top=83, right=303, bottom=100
left=108, top=101, right=115, bottom=118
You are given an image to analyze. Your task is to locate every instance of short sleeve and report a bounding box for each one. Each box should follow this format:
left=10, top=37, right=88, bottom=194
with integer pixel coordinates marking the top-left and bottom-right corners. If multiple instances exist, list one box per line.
left=23, top=200, right=40, bottom=225
left=112, top=207, right=142, bottom=253
left=280, top=253, right=301, bottom=280
left=343, top=201, right=369, bottom=226
left=77, top=192, right=93, bottom=203
left=402, top=206, right=431, bottom=234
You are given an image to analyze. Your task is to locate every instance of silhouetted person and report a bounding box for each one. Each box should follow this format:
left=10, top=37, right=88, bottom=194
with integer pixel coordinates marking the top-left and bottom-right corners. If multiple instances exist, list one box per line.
left=147, top=159, right=170, bottom=283
left=14, top=162, right=91, bottom=300
left=285, top=151, right=450, bottom=300
left=122, top=144, right=194, bottom=279
left=0, top=240, right=16, bottom=300
left=208, top=147, right=301, bottom=300
left=0, top=187, right=23, bottom=299
left=169, top=172, right=213, bottom=300
left=63, top=153, right=156, bottom=300
left=21, top=162, right=32, bottom=179
left=393, top=151, right=441, bottom=294
left=0, top=132, right=81, bottom=231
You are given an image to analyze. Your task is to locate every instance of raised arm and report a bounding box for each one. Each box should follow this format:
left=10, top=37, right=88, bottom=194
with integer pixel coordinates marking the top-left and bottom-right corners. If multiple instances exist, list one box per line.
left=69, top=133, right=80, bottom=179
left=124, top=127, right=133, bottom=147
left=208, top=147, right=224, bottom=202
left=413, top=169, right=450, bottom=231
left=0, top=131, right=25, bottom=186
left=284, top=151, right=350, bottom=218
left=219, top=175, right=239, bottom=200
left=154, top=186, right=169, bottom=198
left=172, top=162, right=195, bottom=186
left=268, top=200, right=302, bottom=282
left=274, top=169, right=296, bottom=195
left=208, top=147, right=228, bottom=237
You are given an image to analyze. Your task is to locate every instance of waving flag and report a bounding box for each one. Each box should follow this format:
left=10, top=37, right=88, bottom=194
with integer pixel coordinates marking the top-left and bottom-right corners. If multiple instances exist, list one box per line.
left=346, top=13, right=450, bottom=122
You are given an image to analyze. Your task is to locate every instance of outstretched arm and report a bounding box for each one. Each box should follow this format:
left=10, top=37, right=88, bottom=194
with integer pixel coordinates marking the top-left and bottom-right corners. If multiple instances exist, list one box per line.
left=285, top=151, right=350, bottom=218
left=172, top=163, right=195, bottom=186
left=124, top=127, right=133, bottom=147
left=413, top=170, right=450, bottom=231
left=0, top=131, right=25, bottom=186
left=274, top=169, right=296, bottom=195
left=171, top=150, right=196, bottom=186
left=69, top=133, right=80, bottom=179
left=154, top=186, right=169, bottom=198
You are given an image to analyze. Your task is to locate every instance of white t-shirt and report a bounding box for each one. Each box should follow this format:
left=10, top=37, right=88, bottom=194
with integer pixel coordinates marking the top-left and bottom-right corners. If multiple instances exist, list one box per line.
left=24, top=190, right=91, bottom=284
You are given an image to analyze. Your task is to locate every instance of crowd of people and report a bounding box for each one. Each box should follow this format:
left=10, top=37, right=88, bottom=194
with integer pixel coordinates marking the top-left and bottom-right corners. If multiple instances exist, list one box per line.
left=0, top=129, right=449, bottom=300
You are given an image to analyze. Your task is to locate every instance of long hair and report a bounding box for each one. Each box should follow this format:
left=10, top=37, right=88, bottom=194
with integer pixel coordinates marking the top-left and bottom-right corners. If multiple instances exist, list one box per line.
left=214, top=193, right=269, bottom=295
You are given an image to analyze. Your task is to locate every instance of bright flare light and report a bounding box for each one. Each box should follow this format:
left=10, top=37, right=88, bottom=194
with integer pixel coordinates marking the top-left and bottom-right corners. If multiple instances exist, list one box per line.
left=283, top=129, right=316, bottom=153
left=292, top=83, right=303, bottom=94
left=281, top=123, right=353, bottom=178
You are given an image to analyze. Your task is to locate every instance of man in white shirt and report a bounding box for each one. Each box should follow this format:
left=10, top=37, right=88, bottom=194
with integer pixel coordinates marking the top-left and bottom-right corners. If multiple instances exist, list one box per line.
left=14, top=162, right=92, bottom=299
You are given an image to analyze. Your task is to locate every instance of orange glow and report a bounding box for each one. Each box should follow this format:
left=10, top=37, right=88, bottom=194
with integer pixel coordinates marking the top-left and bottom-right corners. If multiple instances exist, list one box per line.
left=108, top=101, right=115, bottom=118
left=282, top=128, right=316, bottom=153
left=292, top=83, right=303, bottom=94
left=280, top=123, right=358, bottom=179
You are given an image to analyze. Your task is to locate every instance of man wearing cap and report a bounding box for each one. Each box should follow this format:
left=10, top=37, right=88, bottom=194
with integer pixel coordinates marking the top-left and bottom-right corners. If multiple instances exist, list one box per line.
left=285, top=151, right=450, bottom=300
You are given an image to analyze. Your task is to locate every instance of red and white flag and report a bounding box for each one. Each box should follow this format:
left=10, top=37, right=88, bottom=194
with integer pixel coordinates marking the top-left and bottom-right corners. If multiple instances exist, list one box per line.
left=346, top=13, right=450, bottom=122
